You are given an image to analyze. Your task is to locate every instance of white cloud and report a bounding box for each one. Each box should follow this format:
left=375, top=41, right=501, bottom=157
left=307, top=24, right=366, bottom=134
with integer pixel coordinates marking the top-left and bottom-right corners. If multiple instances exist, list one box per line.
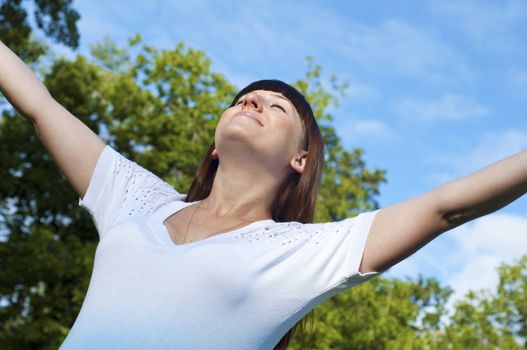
left=326, top=19, right=472, bottom=83
left=383, top=212, right=527, bottom=310
left=385, top=257, right=421, bottom=278
left=427, top=129, right=527, bottom=183
left=68, top=0, right=475, bottom=90
left=346, top=80, right=379, bottom=101
left=430, top=0, right=527, bottom=52
left=124, top=1, right=473, bottom=85
left=456, top=130, right=527, bottom=172
left=446, top=213, right=527, bottom=304
left=396, top=93, right=489, bottom=122
left=339, top=117, right=398, bottom=143
left=385, top=244, right=453, bottom=281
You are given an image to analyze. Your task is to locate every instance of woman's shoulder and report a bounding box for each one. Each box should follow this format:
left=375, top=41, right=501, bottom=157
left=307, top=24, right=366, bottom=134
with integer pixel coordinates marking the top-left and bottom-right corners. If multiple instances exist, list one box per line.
left=267, top=209, right=381, bottom=232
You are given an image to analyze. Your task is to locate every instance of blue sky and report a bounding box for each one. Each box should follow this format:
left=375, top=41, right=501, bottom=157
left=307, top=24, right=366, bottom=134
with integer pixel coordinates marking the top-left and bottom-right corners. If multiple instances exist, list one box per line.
left=42, top=0, right=527, bottom=305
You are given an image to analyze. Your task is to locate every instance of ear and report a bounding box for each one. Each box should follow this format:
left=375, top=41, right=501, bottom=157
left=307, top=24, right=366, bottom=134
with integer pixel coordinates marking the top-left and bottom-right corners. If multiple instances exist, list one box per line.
left=211, top=148, right=218, bottom=159
left=290, top=150, right=308, bottom=174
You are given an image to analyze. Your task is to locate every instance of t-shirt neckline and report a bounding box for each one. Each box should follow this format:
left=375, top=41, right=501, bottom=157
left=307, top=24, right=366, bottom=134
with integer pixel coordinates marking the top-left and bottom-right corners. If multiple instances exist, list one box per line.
left=147, top=200, right=275, bottom=247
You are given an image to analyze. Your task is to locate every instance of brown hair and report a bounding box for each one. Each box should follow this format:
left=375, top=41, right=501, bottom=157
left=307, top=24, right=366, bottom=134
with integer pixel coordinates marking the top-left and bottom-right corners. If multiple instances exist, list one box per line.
left=186, top=79, right=324, bottom=349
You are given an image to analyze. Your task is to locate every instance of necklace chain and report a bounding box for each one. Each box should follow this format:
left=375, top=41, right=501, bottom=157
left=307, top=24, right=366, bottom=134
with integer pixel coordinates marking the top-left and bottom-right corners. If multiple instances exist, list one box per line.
left=183, top=200, right=253, bottom=243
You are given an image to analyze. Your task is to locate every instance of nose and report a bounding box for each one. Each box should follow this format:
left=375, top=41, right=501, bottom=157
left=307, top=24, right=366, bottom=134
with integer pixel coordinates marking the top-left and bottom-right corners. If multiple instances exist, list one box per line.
left=242, top=92, right=263, bottom=113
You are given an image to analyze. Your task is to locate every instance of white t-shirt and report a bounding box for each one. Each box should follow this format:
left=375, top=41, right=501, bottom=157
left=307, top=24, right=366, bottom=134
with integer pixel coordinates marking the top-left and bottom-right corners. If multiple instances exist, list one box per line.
left=59, top=144, right=381, bottom=350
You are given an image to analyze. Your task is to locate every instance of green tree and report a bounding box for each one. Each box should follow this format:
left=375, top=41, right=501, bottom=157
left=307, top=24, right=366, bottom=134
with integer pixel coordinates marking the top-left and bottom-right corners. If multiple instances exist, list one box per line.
left=290, top=275, right=453, bottom=350
left=438, top=255, right=527, bottom=349
left=0, top=0, right=80, bottom=61
left=2, top=27, right=525, bottom=349
left=289, top=255, right=527, bottom=350
left=0, top=34, right=385, bottom=348
left=292, top=58, right=385, bottom=222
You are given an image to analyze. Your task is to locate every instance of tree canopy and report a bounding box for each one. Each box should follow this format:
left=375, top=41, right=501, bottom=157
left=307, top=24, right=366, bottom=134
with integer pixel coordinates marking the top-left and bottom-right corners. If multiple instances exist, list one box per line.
left=0, top=0, right=80, bottom=61
left=0, top=4, right=525, bottom=349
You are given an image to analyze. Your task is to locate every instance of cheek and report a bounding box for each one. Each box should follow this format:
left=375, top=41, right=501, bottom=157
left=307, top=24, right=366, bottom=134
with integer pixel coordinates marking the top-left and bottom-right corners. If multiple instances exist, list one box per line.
left=214, top=110, right=232, bottom=134
left=270, top=120, right=300, bottom=152
left=217, top=110, right=229, bottom=126
left=279, top=117, right=302, bottom=143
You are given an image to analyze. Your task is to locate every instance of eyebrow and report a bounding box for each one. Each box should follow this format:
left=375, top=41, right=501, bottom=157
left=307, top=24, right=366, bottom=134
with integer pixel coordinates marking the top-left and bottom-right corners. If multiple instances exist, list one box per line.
left=268, top=92, right=295, bottom=113
left=269, top=92, right=290, bottom=104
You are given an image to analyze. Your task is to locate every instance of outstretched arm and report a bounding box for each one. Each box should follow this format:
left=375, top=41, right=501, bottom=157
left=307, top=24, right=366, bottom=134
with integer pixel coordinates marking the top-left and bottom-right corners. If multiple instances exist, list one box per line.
left=0, top=40, right=105, bottom=199
left=360, top=150, right=527, bottom=273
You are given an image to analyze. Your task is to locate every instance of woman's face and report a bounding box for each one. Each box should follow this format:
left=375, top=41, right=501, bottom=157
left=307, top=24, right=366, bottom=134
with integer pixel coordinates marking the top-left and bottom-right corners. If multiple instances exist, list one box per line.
left=214, top=89, right=306, bottom=175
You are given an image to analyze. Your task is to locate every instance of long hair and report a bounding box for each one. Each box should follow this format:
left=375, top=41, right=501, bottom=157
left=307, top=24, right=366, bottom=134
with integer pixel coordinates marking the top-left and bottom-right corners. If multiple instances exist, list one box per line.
left=186, top=79, right=325, bottom=349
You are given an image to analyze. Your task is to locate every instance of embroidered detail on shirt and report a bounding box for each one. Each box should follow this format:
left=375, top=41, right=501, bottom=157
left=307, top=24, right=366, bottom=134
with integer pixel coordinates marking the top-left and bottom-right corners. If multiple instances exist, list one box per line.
left=233, top=220, right=356, bottom=247
left=112, top=153, right=180, bottom=218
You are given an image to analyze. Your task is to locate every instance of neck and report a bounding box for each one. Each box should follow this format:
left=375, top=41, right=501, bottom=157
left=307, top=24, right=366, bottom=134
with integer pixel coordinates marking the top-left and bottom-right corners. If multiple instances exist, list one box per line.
left=198, top=159, right=283, bottom=221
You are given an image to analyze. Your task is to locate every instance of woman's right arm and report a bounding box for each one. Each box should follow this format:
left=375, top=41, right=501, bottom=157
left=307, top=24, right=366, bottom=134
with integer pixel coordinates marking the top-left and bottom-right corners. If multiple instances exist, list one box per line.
left=0, top=40, right=106, bottom=200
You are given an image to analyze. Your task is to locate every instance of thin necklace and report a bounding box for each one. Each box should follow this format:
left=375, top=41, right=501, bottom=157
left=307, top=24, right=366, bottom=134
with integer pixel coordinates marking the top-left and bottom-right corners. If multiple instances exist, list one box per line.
left=183, top=200, right=254, bottom=243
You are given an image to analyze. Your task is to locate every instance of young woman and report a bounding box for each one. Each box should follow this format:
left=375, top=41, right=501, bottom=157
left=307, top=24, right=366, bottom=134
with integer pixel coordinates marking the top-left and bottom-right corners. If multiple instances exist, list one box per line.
left=1, top=39, right=526, bottom=349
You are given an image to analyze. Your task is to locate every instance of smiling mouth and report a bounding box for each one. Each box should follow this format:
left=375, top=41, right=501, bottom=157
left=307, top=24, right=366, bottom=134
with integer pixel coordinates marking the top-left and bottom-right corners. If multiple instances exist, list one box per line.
left=234, top=112, right=263, bottom=126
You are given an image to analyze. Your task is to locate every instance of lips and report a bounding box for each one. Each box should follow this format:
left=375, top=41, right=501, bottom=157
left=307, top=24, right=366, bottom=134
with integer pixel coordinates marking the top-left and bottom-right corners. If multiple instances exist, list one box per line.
left=234, top=111, right=263, bottom=127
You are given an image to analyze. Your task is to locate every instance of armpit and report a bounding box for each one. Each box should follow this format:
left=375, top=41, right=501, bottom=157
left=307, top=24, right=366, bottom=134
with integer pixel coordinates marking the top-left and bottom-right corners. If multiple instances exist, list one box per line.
left=442, top=208, right=477, bottom=227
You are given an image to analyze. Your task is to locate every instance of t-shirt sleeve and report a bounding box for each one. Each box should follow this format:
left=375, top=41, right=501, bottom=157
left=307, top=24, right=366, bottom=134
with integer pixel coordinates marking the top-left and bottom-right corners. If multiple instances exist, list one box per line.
left=294, top=209, right=382, bottom=300
left=78, top=144, right=183, bottom=239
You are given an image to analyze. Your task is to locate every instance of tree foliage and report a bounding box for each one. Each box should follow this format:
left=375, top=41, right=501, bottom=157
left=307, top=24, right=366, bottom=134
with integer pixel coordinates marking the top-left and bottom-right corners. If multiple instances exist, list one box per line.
left=0, top=32, right=386, bottom=348
left=0, top=0, right=80, bottom=62
left=438, top=255, right=527, bottom=349
left=0, top=9, right=525, bottom=349
left=291, top=57, right=385, bottom=222
left=288, top=256, right=527, bottom=349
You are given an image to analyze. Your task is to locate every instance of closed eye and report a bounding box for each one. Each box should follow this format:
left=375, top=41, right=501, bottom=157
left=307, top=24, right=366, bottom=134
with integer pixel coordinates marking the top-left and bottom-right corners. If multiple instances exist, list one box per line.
left=271, top=104, right=286, bottom=113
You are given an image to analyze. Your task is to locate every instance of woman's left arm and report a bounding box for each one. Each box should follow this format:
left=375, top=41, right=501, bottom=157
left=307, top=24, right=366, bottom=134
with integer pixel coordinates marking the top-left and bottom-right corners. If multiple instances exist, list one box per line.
left=360, top=150, right=527, bottom=273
